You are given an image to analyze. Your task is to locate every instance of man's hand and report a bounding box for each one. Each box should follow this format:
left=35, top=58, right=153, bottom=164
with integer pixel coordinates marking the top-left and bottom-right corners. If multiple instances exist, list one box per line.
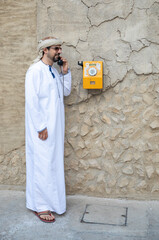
left=38, top=128, right=48, bottom=140
left=60, top=57, right=68, bottom=74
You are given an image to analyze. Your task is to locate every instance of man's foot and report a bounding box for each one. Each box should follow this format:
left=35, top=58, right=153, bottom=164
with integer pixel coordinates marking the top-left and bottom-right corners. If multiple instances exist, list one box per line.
left=34, top=210, right=55, bottom=223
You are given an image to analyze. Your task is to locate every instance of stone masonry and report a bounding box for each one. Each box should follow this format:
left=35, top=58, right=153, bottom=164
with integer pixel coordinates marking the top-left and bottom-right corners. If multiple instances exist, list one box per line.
left=1, top=0, right=159, bottom=199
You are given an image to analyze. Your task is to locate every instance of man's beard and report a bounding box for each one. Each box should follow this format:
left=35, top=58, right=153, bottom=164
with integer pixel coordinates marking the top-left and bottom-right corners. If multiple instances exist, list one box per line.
left=47, top=52, right=60, bottom=62
left=53, top=55, right=60, bottom=62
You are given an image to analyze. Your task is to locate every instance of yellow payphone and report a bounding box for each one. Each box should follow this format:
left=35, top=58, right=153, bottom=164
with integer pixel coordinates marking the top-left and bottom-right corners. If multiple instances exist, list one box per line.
left=80, top=61, right=103, bottom=89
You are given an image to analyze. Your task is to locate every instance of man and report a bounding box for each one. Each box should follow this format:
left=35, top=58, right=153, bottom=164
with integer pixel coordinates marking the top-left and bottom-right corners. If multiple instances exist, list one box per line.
left=25, top=37, right=71, bottom=223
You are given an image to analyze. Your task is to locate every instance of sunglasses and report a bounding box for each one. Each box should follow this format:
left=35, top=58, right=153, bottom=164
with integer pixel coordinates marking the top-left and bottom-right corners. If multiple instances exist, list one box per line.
left=50, top=46, right=62, bottom=51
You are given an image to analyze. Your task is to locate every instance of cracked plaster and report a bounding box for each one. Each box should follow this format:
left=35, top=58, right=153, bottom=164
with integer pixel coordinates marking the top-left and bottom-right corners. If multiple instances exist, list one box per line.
left=88, top=0, right=134, bottom=26
left=134, top=0, right=159, bottom=9
left=38, top=0, right=90, bottom=45
left=37, top=0, right=159, bottom=105
left=129, top=44, right=159, bottom=75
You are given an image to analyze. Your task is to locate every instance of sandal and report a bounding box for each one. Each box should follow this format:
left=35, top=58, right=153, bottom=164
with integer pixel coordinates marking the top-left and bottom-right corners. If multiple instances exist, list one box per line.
left=34, top=210, right=55, bottom=223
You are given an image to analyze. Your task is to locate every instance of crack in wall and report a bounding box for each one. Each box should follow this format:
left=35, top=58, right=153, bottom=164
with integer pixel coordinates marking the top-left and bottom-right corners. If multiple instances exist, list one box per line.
left=126, top=38, right=151, bottom=56
left=81, top=0, right=89, bottom=8
left=65, top=43, right=81, bottom=56
left=146, top=40, right=159, bottom=46
left=75, top=0, right=136, bottom=52
left=135, top=0, right=159, bottom=10
left=82, top=0, right=134, bottom=9
left=80, top=0, right=93, bottom=42
left=66, top=69, right=130, bottom=107
left=151, top=62, right=159, bottom=73
left=81, top=0, right=101, bottom=8
left=89, top=16, right=125, bottom=28
left=85, top=0, right=134, bottom=28
left=0, top=144, right=25, bottom=158
left=133, top=69, right=159, bottom=76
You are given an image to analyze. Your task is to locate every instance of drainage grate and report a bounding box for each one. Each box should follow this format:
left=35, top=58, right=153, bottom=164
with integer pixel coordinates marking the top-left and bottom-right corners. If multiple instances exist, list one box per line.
left=81, top=204, right=128, bottom=226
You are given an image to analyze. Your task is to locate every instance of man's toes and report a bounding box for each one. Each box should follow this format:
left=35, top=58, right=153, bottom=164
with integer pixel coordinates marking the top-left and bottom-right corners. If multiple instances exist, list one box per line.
left=47, top=215, right=52, bottom=221
left=50, top=214, right=55, bottom=220
left=37, top=212, right=55, bottom=221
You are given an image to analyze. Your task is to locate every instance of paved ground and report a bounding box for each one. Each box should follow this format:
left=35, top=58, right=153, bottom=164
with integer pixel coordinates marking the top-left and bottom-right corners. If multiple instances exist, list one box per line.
left=0, top=190, right=159, bottom=240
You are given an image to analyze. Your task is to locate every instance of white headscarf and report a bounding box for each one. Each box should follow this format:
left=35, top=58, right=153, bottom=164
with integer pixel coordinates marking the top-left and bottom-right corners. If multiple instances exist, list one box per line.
left=33, top=38, right=63, bottom=64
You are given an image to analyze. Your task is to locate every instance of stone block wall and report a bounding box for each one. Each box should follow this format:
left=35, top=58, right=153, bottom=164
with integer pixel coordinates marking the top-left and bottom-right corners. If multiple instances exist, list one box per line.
left=1, top=0, right=159, bottom=199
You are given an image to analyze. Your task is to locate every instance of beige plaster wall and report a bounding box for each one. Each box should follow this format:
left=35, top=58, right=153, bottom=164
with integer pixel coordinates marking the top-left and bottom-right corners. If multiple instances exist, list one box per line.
left=0, top=0, right=37, bottom=185
left=1, top=0, right=159, bottom=200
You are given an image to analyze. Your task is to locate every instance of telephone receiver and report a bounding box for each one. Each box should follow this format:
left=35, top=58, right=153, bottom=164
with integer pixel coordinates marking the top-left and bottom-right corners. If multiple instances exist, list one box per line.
left=57, top=56, right=63, bottom=66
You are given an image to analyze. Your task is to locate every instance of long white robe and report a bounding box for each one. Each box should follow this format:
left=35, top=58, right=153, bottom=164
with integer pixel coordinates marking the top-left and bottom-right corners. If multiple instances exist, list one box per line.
left=25, top=60, right=71, bottom=214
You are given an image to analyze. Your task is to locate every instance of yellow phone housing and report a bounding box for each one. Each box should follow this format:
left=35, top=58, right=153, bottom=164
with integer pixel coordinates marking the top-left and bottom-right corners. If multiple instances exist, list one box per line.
left=83, top=61, right=103, bottom=89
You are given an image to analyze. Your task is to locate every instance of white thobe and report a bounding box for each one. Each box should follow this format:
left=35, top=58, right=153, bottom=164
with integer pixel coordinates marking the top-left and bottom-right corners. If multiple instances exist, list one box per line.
left=25, top=60, right=71, bottom=214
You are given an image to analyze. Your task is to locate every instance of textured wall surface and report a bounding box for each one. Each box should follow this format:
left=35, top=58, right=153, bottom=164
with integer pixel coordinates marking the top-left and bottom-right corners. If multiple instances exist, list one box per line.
left=1, top=0, right=159, bottom=199
left=0, top=0, right=37, bottom=185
